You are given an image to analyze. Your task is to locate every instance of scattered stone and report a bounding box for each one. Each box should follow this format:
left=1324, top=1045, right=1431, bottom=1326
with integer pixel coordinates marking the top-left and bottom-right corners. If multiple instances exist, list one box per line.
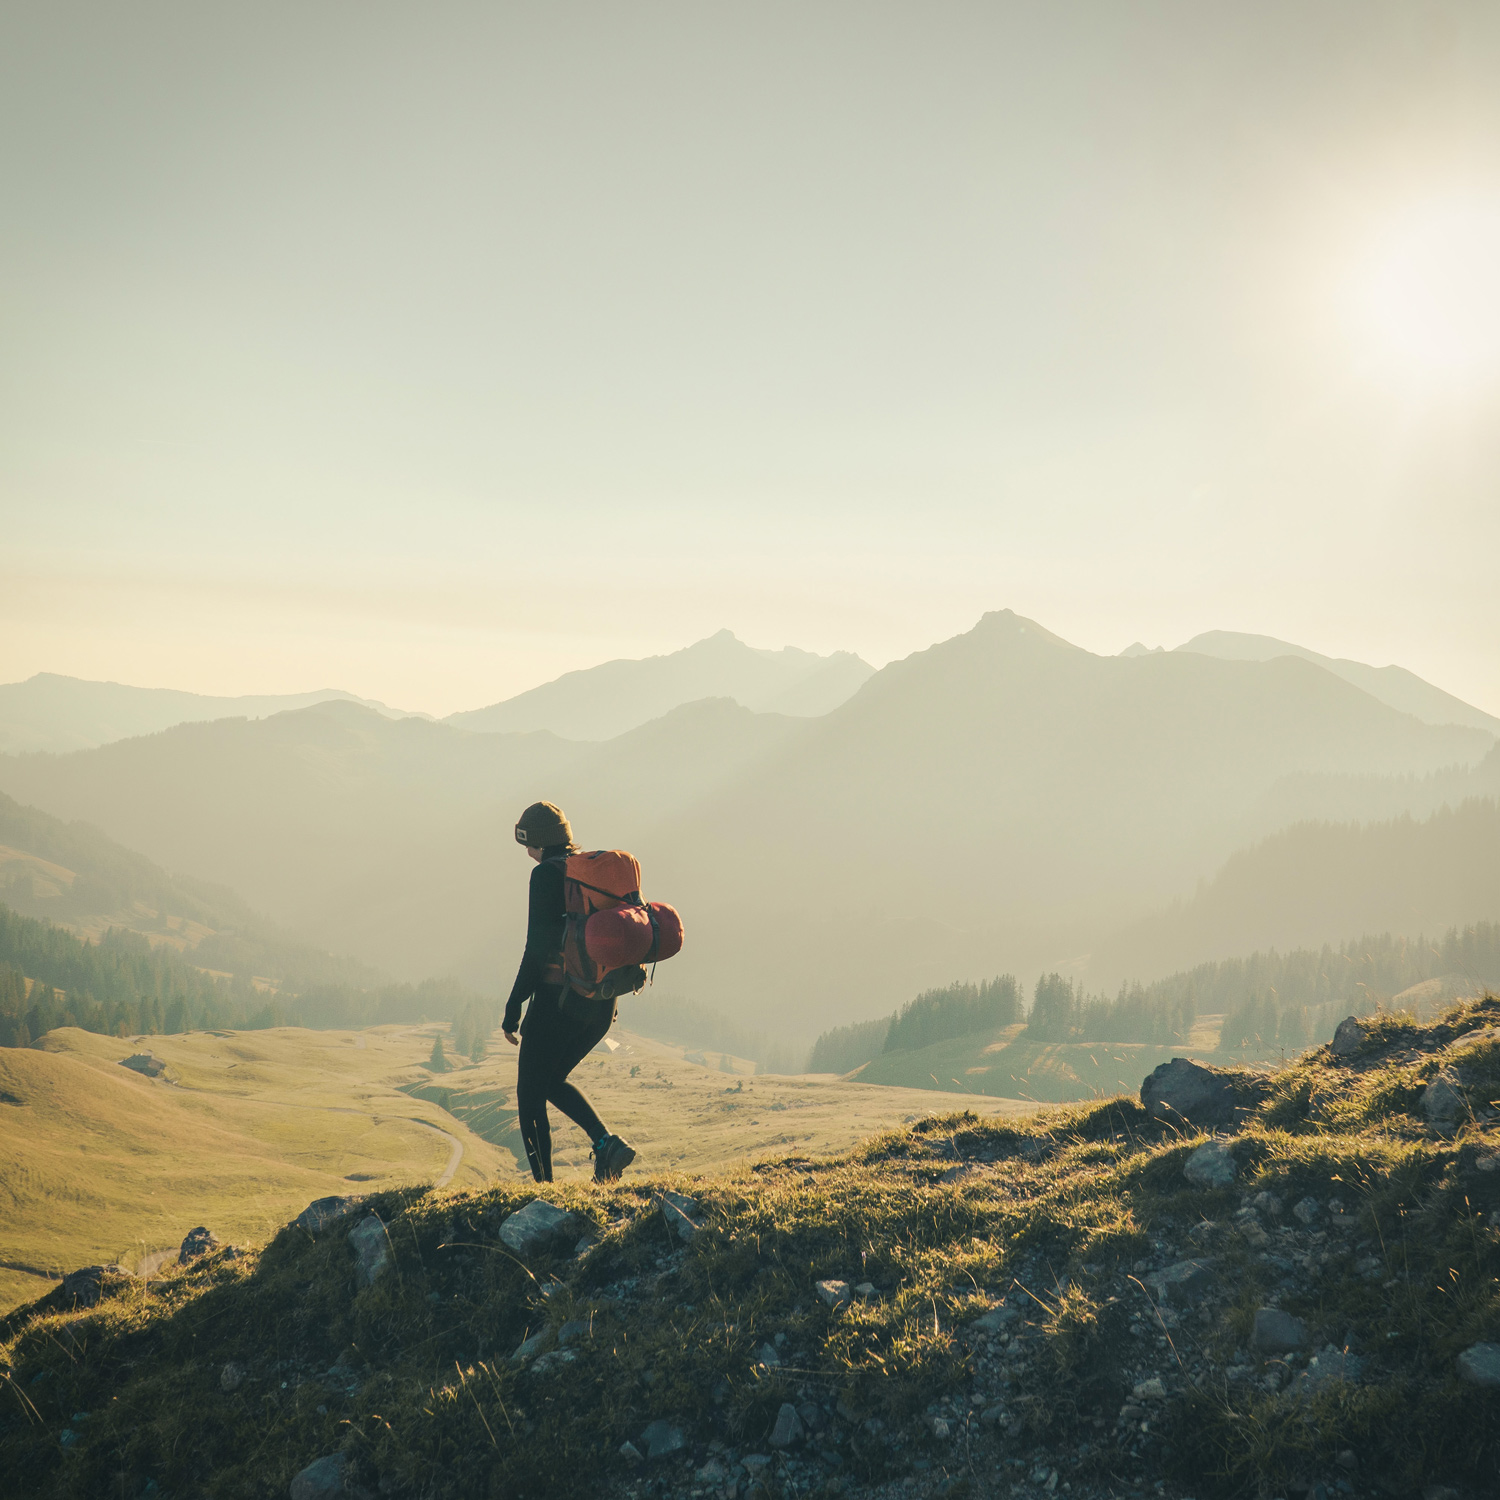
left=288, top=1453, right=345, bottom=1500
left=528, top=1349, right=577, bottom=1376
left=1132, top=1377, right=1166, bottom=1400
left=797, top=1400, right=824, bottom=1432
left=1233, top=1208, right=1270, bottom=1248
left=658, top=1191, right=704, bottom=1242
left=969, top=1306, right=1019, bottom=1334
left=924, top=1414, right=950, bottom=1439
left=1143, top=1259, right=1217, bottom=1307
left=980, top=1404, right=1005, bottom=1427
left=853, top=1281, right=877, bottom=1300
left=1291, top=1197, right=1322, bottom=1226
left=62, top=1264, right=131, bottom=1308
left=741, top=1454, right=772, bottom=1476
left=1183, top=1139, right=1237, bottom=1188
left=510, top=1329, right=553, bottom=1365
left=1251, top=1308, right=1308, bottom=1354
left=769, top=1401, right=805, bottom=1447
left=640, top=1419, right=686, bottom=1458
left=179, top=1226, right=220, bottom=1264
left=220, top=1361, right=246, bottom=1392
left=119, top=1053, right=166, bottom=1078
left=1456, top=1342, right=1500, bottom=1387
left=293, top=1197, right=359, bottom=1234
left=815, top=1279, right=851, bottom=1310
left=1335, top=1450, right=1357, bottom=1471
left=618, top=1441, right=643, bottom=1463
left=1251, top=1190, right=1283, bottom=1217
left=754, top=1342, right=781, bottom=1369
left=347, top=1214, right=391, bottom=1287
left=557, top=1318, right=591, bottom=1347
left=1141, top=1056, right=1268, bottom=1128
left=1330, top=1016, right=1367, bottom=1057
left=1422, top=1070, right=1469, bottom=1129
left=498, top=1200, right=582, bottom=1258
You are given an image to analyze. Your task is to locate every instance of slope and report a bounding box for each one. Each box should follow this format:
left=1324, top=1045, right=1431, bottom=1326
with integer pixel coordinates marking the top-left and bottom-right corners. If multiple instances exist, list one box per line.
left=1176, top=630, right=1500, bottom=735
left=0, top=672, right=418, bottom=755
left=3, top=997, right=1497, bottom=1499
left=446, top=629, right=873, bottom=739
left=1091, top=797, right=1500, bottom=988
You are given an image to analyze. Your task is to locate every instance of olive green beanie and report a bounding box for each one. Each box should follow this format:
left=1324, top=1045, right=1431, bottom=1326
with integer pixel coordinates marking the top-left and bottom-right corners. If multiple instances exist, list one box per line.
left=514, top=800, right=573, bottom=849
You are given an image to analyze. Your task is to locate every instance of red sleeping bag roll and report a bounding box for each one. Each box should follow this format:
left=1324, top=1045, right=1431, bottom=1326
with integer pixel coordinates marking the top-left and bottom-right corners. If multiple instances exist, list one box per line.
left=584, top=902, right=684, bottom=969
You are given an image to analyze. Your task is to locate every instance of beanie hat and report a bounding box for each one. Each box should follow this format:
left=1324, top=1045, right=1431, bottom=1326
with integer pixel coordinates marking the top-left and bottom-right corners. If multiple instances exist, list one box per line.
left=515, top=801, right=573, bottom=849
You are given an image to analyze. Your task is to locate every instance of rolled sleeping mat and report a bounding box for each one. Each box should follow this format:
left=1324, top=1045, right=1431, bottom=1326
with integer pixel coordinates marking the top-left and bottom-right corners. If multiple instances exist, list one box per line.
left=584, top=902, right=684, bottom=969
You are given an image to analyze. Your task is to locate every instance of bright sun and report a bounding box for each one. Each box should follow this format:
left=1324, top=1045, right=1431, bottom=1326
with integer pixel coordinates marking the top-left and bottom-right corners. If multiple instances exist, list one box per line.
left=1352, top=196, right=1500, bottom=393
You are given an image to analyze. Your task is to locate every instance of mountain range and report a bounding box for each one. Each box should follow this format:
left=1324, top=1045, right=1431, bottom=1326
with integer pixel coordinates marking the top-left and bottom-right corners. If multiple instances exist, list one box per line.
left=0, top=609, right=1493, bottom=1041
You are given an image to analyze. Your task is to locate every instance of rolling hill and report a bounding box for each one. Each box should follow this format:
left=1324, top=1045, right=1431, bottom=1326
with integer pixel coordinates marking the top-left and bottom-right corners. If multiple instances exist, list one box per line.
left=445, top=629, right=873, bottom=738
left=0, top=610, right=1491, bottom=1036
left=0, top=672, right=418, bottom=755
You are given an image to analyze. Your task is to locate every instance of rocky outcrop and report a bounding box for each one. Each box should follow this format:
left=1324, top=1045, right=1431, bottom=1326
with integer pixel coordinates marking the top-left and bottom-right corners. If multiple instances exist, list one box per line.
left=179, top=1226, right=220, bottom=1264
left=347, top=1215, right=391, bottom=1287
left=293, top=1197, right=360, bottom=1234
left=498, top=1200, right=581, bottom=1258
left=62, top=1264, right=131, bottom=1308
left=1140, top=1056, right=1268, bottom=1128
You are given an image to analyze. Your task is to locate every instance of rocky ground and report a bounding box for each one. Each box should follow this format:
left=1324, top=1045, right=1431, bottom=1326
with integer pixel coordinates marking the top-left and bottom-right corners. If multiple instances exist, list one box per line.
left=2, top=998, right=1497, bottom=1500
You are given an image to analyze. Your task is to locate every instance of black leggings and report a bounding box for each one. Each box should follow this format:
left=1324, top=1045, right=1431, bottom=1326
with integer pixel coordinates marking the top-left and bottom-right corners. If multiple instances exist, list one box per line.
left=516, top=985, right=615, bottom=1182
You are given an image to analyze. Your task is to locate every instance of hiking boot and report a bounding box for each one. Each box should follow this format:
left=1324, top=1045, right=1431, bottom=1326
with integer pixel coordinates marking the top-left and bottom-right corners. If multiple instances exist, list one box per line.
left=592, top=1133, right=636, bottom=1183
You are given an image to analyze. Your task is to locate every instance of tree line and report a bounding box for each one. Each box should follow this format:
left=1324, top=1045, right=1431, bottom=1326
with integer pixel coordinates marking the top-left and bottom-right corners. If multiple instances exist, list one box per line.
left=807, top=922, right=1500, bottom=1072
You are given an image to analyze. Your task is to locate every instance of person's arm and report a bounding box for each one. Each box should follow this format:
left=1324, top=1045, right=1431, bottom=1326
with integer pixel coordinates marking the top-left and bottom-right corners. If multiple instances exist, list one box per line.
left=502, top=859, right=566, bottom=1036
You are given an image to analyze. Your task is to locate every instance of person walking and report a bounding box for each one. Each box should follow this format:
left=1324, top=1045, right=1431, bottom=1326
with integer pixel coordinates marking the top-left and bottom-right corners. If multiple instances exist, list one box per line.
left=502, top=801, right=637, bottom=1183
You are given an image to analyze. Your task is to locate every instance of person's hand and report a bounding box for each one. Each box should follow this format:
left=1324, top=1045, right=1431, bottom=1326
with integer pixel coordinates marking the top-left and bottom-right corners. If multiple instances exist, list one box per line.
left=503, top=1029, right=518, bottom=1047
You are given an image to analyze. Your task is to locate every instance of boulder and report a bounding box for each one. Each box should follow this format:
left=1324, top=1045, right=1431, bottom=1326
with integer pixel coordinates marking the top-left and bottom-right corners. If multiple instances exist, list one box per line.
left=1183, top=1139, right=1237, bottom=1189
left=498, top=1200, right=582, bottom=1258
left=815, top=1279, right=851, bottom=1310
left=288, top=1453, right=345, bottom=1500
left=769, top=1401, right=805, bottom=1447
left=639, top=1419, right=686, bottom=1459
left=293, top=1197, right=360, bottom=1234
left=62, top=1264, right=131, bottom=1308
left=658, top=1191, right=704, bottom=1242
left=1291, top=1196, right=1322, bottom=1226
left=510, top=1329, right=553, bottom=1365
left=119, top=1053, right=166, bottom=1078
left=1330, top=1016, right=1367, bottom=1058
left=557, top=1318, right=591, bottom=1347
left=1251, top=1307, right=1308, bottom=1354
left=179, top=1226, right=220, bottom=1264
left=347, top=1215, right=391, bottom=1288
left=1140, top=1057, right=1267, bottom=1128
left=220, top=1361, right=246, bottom=1392
left=1422, top=1070, right=1469, bottom=1129
left=1456, top=1342, right=1500, bottom=1388
left=1143, top=1259, right=1217, bottom=1307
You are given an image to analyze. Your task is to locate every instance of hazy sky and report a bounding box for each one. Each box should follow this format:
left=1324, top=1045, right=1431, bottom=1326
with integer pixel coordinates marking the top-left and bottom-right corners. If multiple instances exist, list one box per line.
left=3, top=2, right=1499, bottom=716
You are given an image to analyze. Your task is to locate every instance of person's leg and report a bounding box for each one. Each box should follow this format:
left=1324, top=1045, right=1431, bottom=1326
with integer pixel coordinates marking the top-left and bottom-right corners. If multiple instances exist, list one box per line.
left=544, top=997, right=615, bottom=1142
left=516, top=996, right=567, bottom=1182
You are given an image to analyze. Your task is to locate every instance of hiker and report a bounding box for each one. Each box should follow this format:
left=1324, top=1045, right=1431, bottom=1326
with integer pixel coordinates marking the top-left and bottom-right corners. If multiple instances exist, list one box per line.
left=502, top=800, right=637, bottom=1184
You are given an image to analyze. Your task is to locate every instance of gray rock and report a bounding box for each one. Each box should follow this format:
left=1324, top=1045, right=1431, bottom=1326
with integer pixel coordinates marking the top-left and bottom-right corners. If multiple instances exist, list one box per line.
left=1330, top=1016, right=1367, bottom=1057
left=969, top=1306, right=1019, bottom=1334
left=815, top=1279, right=851, bottom=1310
left=659, top=1191, right=704, bottom=1242
left=347, top=1214, right=391, bottom=1288
left=557, top=1318, right=592, bottom=1346
left=293, top=1197, right=359, bottom=1234
left=754, top=1341, right=781, bottom=1368
left=289, top=1453, right=345, bottom=1500
left=1251, top=1307, right=1308, bottom=1354
left=853, top=1281, right=877, bottom=1300
left=639, top=1419, right=686, bottom=1458
left=1422, top=1070, right=1469, bottom=1129
left=618, top=1441, right=643, bottom=1463
left=1183, top=1139, right=1237, bottom=1189
left=1143, top=1258, right=1217, bottom=1307
left=62, top=1264, right=130, bottom=1308
left=1294, top=1344, right=1365, bottom=1393
left=510, top=1329, right=552, bottom=1364
left=741, top=1454, right=772, bottom=1475
left=925, top=1414, right=950, bottom=1439
left=498, top=1200, right=582, bottom=1257
left=1140, top=1056, right=1267, bottom=1128
left=769, top=1401, right=805, bottom=1447
left=1456, top=1342, right=1500, bottom=1387
left=980, top=1404, right=1005, bottom=1427
left=179, top=1226, right=220, bottom=1264
left=1292, top=1196, right=1322, bottom=1226
left=220, top=1361, right=246, bottom=1392
left=119, top=1053, right=166, bottom=1078
left=528, top=1349, right=577, bottom=1376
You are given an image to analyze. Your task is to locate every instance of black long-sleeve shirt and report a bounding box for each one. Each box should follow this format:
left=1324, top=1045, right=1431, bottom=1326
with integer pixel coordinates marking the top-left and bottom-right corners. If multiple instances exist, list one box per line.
left=503, top=858, right=567, bottom=1032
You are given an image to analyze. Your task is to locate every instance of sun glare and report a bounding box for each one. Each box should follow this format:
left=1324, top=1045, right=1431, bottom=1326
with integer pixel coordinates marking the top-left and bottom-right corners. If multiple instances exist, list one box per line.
left=1351, top=196, right=1500, bottom=394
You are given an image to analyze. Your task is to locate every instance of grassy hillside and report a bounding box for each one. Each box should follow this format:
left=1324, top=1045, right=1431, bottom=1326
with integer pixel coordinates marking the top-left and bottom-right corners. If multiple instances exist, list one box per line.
left=0, top=1023, right=1029, bottom=1315
left=0, top=1026, right=509, bottom=1312
left=2, top=996, right=1496, bottom=1498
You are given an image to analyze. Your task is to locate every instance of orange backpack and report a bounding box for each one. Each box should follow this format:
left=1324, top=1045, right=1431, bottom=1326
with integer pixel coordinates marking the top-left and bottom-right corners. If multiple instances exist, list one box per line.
left=545, top=850, right=684, bottom=1002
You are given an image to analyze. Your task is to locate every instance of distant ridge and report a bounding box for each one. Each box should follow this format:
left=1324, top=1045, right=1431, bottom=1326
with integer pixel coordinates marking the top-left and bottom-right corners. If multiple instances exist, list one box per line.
left=0, top=673, right=421, bottom=755
left=445, top=630, right=874, bottom=740
left=1174, top=631, right=1500, bottom=735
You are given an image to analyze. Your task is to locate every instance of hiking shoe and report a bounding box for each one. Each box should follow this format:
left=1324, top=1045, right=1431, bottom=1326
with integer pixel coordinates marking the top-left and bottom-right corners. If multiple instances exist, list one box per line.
left=592, top=1133, right=636, bottom=1183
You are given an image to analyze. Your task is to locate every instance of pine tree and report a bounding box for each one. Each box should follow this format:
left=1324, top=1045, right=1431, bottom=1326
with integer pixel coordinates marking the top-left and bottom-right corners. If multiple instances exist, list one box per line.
left=428, top=1034, right=447, bottom=1071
